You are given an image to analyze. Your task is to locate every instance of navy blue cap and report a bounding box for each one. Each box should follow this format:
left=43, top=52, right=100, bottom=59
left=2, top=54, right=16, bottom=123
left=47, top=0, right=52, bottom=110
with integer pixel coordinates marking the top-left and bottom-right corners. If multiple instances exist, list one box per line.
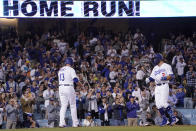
left=129, top=96, right=135, bottom=99
left=178, top=85, right=184, bottom=89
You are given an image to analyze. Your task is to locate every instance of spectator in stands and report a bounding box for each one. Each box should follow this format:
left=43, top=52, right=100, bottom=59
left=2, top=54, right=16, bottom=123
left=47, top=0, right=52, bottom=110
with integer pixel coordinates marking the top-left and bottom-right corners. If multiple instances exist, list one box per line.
left=43, top=85, right=54, bottom=108
left=154, top=111, right=162, bottom=126
left=173, top=110, right=183, bottom=125
left=112, top=97, right=125, bottom=126
left=139, top=90, right=150, bottom=126
left=193, top=88, right=196, bottom=108
left=26, top=114, right=38, bottom=128
left=109, top=67, right=117, bottom=88
left=145, top=112, right=155, bottom=126
left=99, top=97, right=111, bottom=126
left=107, top=45, right=117, bottom=57
left=176, top=57, right=186, bottom=83
left=186, top=65, right=196, bottom=98
left=21, top=61, right=30, bottom=73
left=35, top=83, right=45, bottom=113
left=5, top=98, right=19, bottom=129
left=95, top=41, right=104, bottom=54
left=126, top=96, right=140, bottom=126
left=172, top=52, right=183, bottom=69
left=168, top=89, right=177, bottom=108
left=30, top=80, right=38, bottom=94
left=86, top=88, right=98, bottom=119
left=0, top=65, right=5, bottom=82
left=76, top=91, right=85, bottom=121
left=106, top=90, right=114, bottom=106
left=5, top=77, right=18, bottom=94
left=132, top=86, right=142, bottom=104
left=150, top=105, right=157, bottom=120
left=0, top=93, right=6, bottom=108
left=0, top=82, right=5, bottom=93
left=46, top=98, right=57, bottom=128
left=83, top=113, right=95, bottom=127
left=136, top=66, right=146, bottom=89
left=176, top=85, right=185, bottom=108
left=20, top=88, right=35, bottom=128
left=112, top=87, right=118, bottom=100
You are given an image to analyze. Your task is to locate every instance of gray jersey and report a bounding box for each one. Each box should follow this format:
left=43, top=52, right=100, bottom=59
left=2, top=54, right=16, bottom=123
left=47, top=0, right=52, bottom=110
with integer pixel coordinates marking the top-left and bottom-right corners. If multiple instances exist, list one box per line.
left=47, top=104, right=57, bottom=121
left=6, top=104, right=18, bottom=122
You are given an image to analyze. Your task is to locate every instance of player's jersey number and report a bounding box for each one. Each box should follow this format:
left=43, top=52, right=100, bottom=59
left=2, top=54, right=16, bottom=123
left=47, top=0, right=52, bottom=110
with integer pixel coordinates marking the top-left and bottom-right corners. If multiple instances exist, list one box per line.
left=59, top=73, right=65, bottom=81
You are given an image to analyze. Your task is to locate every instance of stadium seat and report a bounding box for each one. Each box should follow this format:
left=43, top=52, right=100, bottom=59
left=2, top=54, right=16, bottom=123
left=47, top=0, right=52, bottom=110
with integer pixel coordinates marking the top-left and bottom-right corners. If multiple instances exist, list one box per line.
left=36, top=119, right=48, bottom=128
left=124, top=119, right=128, bottom=126
left=81, top=119, right=85, bottom=126
left=94, top=119, right=101, bottom=126
left=65, top=109, right=72, bottom=127
left=34, top=113, right=42, bottom=120
left=184, top=97, right=193, bottom=109
left=109, top=119, right=114, bottom=126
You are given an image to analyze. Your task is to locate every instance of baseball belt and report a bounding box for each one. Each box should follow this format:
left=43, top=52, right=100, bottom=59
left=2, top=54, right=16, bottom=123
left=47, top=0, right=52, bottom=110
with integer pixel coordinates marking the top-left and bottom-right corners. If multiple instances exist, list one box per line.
left=156, top=83, right=166, bottom=86
left=59, top=84, right=73, bottom=86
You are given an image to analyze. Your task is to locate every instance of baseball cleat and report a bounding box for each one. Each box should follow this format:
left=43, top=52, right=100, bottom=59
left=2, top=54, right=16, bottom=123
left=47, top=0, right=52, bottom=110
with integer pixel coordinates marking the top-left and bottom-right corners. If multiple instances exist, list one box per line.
left=160, top=117, right=169, bottom=126
left=169, top=118, right=177, bottom=126
left=59, top=125, right=67, bottom=128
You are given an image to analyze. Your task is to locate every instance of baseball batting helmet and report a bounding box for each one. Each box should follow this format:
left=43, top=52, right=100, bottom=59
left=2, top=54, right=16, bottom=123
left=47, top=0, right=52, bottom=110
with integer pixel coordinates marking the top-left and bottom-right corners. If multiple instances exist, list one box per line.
left=154, top=53, right=163, bottom=65
left=65, top=57, right=73, bottom=66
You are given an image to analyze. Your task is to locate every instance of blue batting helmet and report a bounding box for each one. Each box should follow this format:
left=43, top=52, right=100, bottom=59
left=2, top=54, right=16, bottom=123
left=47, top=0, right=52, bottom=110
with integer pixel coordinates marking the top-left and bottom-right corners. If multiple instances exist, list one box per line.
left=154, top=53, right=163, bottom=65
left=65, top=57, right=73, bottom=66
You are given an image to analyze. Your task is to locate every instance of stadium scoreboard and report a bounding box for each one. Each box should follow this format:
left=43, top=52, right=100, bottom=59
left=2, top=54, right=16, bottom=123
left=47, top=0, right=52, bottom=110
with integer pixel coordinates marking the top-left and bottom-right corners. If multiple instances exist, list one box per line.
left=0, top=0, right=196, bottom=18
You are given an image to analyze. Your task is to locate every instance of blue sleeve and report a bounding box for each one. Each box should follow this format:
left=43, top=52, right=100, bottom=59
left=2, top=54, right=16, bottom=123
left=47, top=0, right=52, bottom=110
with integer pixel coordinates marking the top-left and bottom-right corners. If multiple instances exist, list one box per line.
left=126, top=103, right=133, bottom=111
left=98, top=106, right=105, bottom=114
left=136, top=103, right=140, bottom=110
left=108, top=105, right=112, bottom=112
left=73, top=78, right=79, bottom=83
left=149, top=77, right=155, bottom=82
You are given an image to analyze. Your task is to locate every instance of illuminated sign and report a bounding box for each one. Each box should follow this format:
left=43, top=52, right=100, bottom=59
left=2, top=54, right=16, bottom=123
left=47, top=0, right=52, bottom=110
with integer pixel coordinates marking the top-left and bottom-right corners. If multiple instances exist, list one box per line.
left=0, top=0, right=196, bottom=18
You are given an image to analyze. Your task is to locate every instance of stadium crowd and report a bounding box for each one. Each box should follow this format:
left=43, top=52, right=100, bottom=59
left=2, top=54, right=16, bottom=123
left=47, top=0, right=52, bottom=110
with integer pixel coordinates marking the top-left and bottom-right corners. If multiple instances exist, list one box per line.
left=0, top=27, right=195, bottom=129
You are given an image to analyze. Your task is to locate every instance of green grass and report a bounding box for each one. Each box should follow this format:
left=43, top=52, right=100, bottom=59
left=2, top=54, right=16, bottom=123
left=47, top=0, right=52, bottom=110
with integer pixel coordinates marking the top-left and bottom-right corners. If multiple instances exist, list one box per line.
left=5, top=126, right=196, bottom=131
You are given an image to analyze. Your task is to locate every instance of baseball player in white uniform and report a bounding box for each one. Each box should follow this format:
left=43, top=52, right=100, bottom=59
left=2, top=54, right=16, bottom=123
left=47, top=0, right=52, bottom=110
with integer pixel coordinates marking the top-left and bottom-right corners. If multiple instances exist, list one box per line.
left=58, top=57, right=82, bottom=127
left=149, top=54, right=176, bottom=126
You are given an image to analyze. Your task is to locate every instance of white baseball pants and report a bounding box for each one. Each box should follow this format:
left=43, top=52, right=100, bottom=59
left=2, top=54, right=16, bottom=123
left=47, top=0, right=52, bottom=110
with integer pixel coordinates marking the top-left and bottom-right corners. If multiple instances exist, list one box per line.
left=155, top=84, right=169, bottom=109
left=59, top=86, right=79, bottom=127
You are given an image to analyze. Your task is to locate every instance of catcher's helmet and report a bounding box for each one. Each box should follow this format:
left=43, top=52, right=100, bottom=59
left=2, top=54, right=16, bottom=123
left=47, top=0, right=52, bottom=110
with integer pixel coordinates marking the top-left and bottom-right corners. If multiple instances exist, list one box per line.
left=65, top=57, right=73, bottom=66
left=154, top=53, right=163, bottom=65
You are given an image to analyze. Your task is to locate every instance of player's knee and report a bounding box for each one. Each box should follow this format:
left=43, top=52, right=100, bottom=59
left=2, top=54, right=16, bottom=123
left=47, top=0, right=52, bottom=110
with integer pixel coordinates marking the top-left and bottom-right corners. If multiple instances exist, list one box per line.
left=163, top=104, right=169, bottom=109
left=70, top=103, right=76, bottom=108
left=60, top=104, right=68, bottom=109
left=156, top=103, right=162, bottom=109
left=60, top=107, right=66, bottom=111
